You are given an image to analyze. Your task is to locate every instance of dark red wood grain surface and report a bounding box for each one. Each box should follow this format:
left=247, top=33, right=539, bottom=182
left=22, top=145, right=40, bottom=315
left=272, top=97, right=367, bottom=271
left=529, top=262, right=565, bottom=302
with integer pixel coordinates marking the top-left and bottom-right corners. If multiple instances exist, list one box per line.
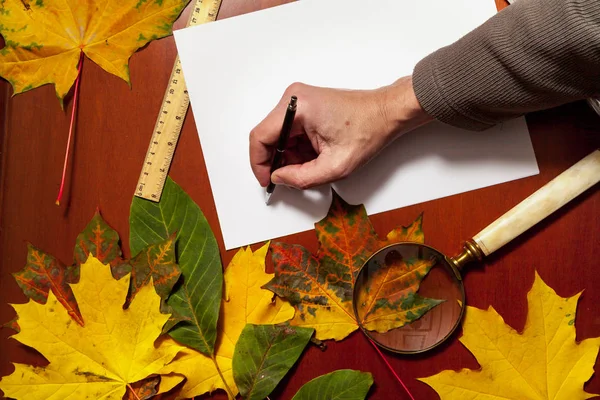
left=1, top=1, right=599, bottom=399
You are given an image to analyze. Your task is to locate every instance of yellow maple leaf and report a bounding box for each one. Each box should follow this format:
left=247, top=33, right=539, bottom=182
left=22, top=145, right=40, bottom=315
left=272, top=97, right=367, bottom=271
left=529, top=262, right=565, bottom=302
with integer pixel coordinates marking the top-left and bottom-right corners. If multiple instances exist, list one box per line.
left=419, top=272, right=600, bottom=399
left=160, top=242, right=295, bottom=399
left=0, top=0, right=188, bottom=101
left=0, top=255, right=186, bottom=400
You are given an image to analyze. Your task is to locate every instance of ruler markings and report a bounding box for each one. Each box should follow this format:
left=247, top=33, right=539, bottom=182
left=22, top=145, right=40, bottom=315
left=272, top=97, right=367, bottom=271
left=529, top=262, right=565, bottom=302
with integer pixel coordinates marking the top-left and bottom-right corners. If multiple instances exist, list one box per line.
left=135, top=0, right=222, bottom=202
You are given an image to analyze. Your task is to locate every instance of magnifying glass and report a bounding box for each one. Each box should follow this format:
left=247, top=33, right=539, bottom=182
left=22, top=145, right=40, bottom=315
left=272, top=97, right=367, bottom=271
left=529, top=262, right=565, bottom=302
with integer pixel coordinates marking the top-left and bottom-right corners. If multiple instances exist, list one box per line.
left=353, top=149, right=600, bottom=354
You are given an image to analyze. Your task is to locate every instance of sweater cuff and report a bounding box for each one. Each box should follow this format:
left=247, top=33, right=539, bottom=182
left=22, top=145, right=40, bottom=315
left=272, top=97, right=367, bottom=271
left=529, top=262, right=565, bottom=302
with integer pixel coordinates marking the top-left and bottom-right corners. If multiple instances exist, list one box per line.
left=412, top=52, right=496, bottom=132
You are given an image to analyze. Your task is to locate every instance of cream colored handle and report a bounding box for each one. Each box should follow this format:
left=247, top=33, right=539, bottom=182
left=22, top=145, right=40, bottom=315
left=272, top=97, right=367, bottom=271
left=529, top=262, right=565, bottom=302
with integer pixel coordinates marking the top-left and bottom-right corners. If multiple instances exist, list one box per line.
left=474, top=149, right=600, bottom=256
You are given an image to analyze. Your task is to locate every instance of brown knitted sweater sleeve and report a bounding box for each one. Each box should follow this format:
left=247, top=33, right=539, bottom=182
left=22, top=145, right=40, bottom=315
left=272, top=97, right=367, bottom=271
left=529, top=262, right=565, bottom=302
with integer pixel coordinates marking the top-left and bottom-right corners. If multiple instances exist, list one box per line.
left=412, top=0, right=600, bottom=131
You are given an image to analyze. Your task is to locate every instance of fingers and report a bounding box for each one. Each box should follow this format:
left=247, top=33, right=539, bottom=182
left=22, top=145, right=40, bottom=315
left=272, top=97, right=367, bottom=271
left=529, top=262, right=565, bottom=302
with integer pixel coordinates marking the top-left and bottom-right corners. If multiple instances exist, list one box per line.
left=249, top=108, right=285, bottom=187
left=249, top=85, right=305, bottom=186
left=271, top=155, right=344, bottom=189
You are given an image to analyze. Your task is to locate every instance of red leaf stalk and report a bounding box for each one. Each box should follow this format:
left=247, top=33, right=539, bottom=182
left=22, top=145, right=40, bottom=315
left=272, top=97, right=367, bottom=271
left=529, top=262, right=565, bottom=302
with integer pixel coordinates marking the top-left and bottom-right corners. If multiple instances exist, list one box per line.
left=55, top=51, right=84, bottom=206
left=367, top=336, right=416, bottom=400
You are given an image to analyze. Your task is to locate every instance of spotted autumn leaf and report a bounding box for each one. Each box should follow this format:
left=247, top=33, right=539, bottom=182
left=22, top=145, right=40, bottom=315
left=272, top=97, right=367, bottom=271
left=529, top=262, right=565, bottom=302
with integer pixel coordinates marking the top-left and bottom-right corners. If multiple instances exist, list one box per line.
left=264, top=191, right=442, bottom=341
left=73, top=210, right=131, bottom=279
left=0, top=0, right=189, bottom=103
left=355, top=250, right=443, bottom=333
left=127, top=234, right=186, bottom=332
left=13, top=243, right=82, bottom=326
left=124, top=377, right=160, bottom=400
left=127, top=234, right=180, bottom=306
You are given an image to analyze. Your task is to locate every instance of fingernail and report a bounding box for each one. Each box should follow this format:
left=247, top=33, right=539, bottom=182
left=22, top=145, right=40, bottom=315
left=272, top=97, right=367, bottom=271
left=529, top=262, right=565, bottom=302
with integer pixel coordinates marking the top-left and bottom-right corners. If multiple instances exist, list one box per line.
left=272, top=175, right=283, bottom=185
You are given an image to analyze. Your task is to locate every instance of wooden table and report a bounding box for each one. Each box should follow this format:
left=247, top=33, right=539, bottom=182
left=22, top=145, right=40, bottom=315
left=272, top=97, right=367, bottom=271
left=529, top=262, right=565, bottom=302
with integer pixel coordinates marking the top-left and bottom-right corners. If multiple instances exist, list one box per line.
left=1, top=1, right=598, bottom=399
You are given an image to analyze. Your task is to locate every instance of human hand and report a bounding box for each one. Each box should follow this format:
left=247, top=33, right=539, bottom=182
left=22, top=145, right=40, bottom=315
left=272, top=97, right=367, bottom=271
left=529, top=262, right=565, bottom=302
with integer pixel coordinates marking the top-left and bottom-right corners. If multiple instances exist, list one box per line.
left=249, top=76, right=433, bottom=190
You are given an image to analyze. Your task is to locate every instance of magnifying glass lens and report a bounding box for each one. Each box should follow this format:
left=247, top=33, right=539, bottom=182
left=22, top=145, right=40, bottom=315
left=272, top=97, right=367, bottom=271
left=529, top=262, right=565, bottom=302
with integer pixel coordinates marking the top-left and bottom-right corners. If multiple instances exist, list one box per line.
left=354, top=243, right=464, bottom=353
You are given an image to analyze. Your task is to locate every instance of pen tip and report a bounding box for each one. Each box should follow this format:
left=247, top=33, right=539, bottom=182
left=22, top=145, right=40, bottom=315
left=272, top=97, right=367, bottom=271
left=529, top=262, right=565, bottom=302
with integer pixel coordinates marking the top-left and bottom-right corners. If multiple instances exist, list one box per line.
left=265, top=191, right=272, bottom=205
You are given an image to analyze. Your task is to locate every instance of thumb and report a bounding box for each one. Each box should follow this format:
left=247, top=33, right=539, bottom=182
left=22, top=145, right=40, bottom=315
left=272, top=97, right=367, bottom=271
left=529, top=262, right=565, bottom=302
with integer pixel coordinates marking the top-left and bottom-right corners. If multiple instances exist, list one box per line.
left=271, top=158, right=340, bottom=189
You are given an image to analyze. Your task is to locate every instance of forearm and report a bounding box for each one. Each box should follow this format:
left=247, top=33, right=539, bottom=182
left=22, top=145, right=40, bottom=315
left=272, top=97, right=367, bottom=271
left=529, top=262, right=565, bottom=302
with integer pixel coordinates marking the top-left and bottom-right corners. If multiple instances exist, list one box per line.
left=412, top=0, right=600, bottom=131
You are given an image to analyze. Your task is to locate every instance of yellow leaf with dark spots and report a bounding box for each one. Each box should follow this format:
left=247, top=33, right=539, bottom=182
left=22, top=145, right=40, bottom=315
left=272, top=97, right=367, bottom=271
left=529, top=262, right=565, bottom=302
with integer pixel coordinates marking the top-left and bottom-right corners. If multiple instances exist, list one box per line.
left=0, top=0, right=189, bottom=102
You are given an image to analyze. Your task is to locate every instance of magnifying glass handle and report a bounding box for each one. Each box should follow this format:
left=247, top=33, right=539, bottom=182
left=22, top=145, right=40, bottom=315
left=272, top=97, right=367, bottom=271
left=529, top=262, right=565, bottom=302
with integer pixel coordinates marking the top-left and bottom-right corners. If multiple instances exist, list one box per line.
left=472, top=149, right=600, bottom=256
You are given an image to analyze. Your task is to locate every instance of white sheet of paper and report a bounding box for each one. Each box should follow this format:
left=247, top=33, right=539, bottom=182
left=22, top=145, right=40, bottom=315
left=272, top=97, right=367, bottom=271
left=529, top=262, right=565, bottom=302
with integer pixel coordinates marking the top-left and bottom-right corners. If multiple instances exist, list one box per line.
left=174, top=0, right=539, bottom=250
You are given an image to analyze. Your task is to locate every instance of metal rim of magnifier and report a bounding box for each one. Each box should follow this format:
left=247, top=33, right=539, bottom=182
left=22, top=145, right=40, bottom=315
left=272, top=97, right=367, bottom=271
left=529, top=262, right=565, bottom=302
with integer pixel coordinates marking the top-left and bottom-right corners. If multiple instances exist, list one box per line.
left=588, top=98, right=600, bottom=116
left=352, top=242, right=467, bottom=355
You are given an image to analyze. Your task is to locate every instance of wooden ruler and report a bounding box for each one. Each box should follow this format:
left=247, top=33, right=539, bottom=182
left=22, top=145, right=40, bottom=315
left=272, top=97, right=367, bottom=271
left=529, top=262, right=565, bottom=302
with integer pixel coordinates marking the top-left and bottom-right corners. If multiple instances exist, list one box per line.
left=135, top=0, right=222, bottom=202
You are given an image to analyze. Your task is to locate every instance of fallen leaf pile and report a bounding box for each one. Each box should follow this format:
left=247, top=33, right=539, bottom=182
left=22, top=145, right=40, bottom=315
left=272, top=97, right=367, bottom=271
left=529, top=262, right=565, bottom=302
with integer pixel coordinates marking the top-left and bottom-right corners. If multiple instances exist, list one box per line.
left=1, top=175, right=598, bottom=400
left=264, top=191, right=442, bottom=341
left=0, top=255, right=185, bottom=399
left=0, top=0, right=190, bottom=103
left=419, top=272, right=600, bottom=399
left=0, top=178, right=377, bottom=400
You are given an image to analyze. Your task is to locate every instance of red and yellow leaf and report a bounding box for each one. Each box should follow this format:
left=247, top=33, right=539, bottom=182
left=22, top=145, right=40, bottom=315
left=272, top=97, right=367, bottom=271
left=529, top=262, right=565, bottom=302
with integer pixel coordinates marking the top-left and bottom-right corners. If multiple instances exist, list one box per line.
left=73, top=210, right=131, bottom=278
left=264, top=191, right=441, bottom=341
left=10, top=211, right=183, bottom=329
left=126, top=234, right=186, bottom=331
left=2, top=317, right=20, bottom=332
left=127, top=234, right=180, bottom=304
left=355, top=252, right=442, bottom=332
left=125, top=377, right=160, bottom=400
left=13, top=244, right=83, bottom=326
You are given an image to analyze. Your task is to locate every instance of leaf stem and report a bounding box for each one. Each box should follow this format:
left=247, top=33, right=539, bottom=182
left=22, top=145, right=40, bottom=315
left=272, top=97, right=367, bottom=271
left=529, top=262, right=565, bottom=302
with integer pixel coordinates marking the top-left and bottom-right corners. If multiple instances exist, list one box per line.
left=211, top=353, right=236, bottom=399
left=55, top=51, right=84, bottom=206
left=126, top=383, right=142, bottom=400
left=365, top=335, right=415, bottom=400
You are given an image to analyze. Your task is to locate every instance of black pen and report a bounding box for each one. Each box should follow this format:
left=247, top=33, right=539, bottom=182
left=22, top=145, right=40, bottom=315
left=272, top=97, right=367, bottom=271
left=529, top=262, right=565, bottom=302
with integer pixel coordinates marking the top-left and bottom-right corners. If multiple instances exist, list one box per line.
left=266, top=95, right=297, bottom=204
